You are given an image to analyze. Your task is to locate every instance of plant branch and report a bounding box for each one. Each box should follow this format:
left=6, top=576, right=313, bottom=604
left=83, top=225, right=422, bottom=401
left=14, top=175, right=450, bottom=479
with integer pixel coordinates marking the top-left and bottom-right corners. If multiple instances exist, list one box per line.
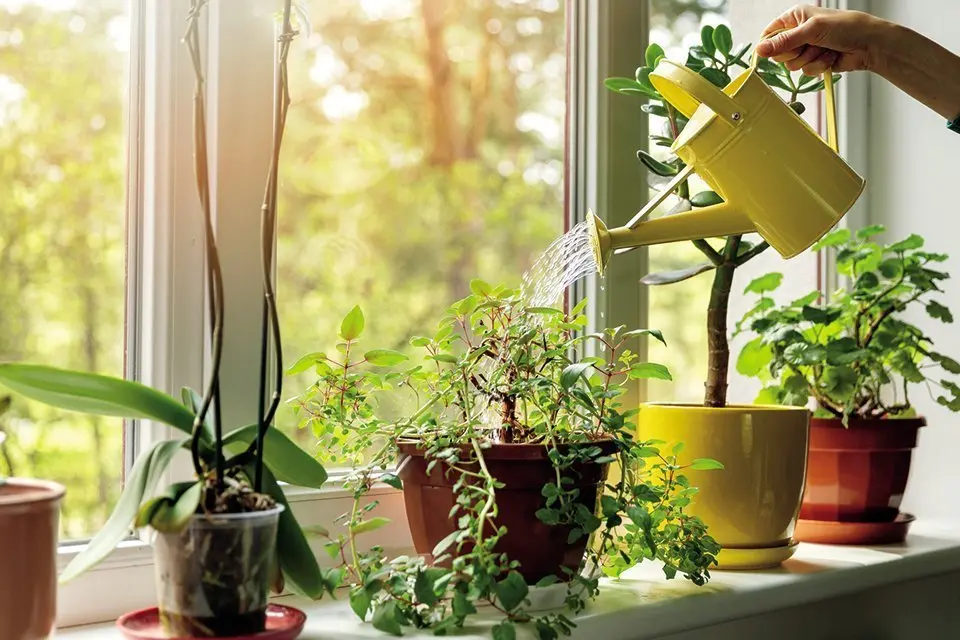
left=255, top=0, right=296, bottom=491
left=734, top=240, right=770, bottom=266
left=723, top=235, right=742, bottom=262
left=186, top=0, right=224, bottom=484
left=693, top=239, right=723, bottom=266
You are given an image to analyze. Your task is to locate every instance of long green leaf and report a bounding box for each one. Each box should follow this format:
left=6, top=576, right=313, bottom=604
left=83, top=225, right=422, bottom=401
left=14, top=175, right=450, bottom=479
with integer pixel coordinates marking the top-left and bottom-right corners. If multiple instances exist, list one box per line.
left=224, top=425, right=327, bottom=489
left=637, top=150, right=678, bottom=177
left=60, top=438, right=185, bottom=583
left=180, top=387, right=215, bottom=446
left=246, top=463, right=328, bottom=599
left=0, top=364, right=197, bottom=437
left=690, top=191, right=724, bottom=207
left=640, top=263, right=715, bottom=286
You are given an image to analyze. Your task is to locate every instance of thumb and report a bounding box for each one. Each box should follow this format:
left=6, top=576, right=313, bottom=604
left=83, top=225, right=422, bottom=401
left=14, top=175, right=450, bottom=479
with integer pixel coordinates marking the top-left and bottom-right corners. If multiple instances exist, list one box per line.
left=756, top=23, right=817, bottom=57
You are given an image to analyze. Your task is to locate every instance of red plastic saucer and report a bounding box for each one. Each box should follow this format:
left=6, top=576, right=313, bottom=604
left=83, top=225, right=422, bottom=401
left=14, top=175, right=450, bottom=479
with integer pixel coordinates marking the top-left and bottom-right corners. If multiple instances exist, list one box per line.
left=796, top=512, right=916, bottom=545
left=117, top=604, right=306, bottom=640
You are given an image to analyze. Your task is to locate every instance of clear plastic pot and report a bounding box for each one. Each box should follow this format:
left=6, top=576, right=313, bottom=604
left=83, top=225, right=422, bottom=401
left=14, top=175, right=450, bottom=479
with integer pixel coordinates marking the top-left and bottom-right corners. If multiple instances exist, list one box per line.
left=152, top=505, right=283, bottom=637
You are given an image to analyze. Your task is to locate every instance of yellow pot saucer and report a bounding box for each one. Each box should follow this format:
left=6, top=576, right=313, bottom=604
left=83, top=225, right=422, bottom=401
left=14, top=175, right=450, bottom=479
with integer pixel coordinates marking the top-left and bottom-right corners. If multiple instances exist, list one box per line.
left=713, top=541, right=799, bottom=571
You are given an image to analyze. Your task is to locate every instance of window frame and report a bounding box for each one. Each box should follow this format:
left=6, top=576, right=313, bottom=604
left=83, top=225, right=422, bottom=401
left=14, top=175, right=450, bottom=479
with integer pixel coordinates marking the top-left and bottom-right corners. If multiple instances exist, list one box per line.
left=57, top=0, right=862, bottom=628
left=57, top=0, right=208, bottom=626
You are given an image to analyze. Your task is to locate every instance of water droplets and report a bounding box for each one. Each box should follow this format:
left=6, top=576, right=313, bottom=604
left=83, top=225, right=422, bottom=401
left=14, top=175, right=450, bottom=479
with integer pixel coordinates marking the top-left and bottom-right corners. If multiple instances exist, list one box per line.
left=521, top=221, right=597, bottom=307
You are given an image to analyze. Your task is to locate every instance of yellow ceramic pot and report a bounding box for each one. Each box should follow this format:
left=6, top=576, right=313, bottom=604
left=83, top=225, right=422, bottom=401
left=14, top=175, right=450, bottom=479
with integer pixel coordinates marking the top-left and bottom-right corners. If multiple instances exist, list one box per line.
left=637, top=404, right=809, bottom=570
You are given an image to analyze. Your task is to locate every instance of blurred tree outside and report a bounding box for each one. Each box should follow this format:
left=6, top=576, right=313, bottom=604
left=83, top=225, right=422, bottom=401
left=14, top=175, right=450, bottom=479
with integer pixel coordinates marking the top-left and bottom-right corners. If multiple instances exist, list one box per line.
left=0, top=0, right=128, bottom=539
left=276, top=0, right=568, bottom=451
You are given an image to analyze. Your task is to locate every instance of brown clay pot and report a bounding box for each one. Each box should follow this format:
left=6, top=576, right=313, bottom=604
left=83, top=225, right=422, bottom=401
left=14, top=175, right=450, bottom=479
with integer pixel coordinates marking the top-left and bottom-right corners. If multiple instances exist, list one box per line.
left=397, top=441, right=614, bottom=584
left=0, top=478, right=65, bottom=640
left=800, top=417, right=924, bottom=523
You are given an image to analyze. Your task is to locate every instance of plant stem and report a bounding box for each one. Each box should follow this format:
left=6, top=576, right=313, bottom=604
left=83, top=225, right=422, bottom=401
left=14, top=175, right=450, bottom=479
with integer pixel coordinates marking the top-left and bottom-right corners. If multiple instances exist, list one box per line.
left=665, top=103, right=680, bottom=139
left=185, top=0, right=225, bottom=485
left=693, top=240, right=723, bottom=265
left=735, top=240, right=770, bottom=266
left=705, top=263, right=734, bottom=407
left=255, top=0, right=295, bottom=492
left=469, top=438, right=496, bottom=550
left=348, top=496, right=364, bottom=580
left=723, top=235, right=741, bottom=262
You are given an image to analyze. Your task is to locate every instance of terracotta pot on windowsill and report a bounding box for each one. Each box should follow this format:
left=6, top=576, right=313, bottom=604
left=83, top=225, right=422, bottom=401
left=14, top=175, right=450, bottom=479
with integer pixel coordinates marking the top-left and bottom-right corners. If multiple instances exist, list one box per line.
left=0, top=478, right=65, bottom=640
left=396, top=440, right=615, bottom=585
left=795, top=417, right=924, bottom=545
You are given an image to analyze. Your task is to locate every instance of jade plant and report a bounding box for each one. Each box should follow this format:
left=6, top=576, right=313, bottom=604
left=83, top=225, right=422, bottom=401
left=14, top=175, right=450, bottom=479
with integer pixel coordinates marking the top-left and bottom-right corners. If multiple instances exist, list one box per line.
left=290, top=283, right=721, bottom=639
left=604, top=25, right=840, bottom=407
left=736, top=225, right=960, bottom=421
left=0, top=1, right=332, bottom=633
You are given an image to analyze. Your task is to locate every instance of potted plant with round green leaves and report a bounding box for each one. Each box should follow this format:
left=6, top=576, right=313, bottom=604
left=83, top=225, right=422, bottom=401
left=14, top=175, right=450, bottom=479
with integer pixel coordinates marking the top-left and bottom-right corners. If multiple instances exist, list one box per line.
left=0, top=2, right=331, bottom=636
left=601, top=25, right=841, bottom=569
left=736, top=224, right=959, bottom=545
left=288, top=283, right=721, bottom=639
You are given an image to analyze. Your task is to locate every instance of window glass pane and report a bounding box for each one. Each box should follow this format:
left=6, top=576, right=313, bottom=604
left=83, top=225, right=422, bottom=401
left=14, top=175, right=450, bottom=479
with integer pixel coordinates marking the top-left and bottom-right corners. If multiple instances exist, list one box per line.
left=277, top=0, right=567, bottom=453
left=0, top=0, right=129, bottom=539
left=645, top=0, right=728, bottom=403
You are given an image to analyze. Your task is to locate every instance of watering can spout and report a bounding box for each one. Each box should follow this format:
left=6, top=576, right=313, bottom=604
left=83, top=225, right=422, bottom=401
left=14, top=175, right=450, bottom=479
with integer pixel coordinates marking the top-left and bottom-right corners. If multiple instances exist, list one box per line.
left=587, top=204, right=753, bottom=275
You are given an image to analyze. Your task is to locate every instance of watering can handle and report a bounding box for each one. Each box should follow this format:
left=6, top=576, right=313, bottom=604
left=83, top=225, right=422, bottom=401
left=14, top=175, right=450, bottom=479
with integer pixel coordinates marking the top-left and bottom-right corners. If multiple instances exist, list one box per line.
left=751, top=28, right=839, bottom=153
left=648, top=61, right=745, bottom=127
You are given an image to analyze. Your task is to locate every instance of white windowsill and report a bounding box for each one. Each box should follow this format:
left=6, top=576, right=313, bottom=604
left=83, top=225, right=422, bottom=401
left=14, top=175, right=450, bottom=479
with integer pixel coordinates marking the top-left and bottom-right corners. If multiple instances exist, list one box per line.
left=61, top=520, right=960, bottom=639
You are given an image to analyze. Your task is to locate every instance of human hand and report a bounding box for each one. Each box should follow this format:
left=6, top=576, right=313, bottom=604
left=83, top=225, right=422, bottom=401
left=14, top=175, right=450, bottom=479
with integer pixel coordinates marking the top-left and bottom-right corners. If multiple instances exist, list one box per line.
left=755, top=5, right=887, bottom=75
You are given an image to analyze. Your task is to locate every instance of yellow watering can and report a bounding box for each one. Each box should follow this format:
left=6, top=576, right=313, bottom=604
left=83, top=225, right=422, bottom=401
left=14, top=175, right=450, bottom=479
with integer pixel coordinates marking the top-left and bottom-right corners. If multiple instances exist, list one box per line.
left=588, top=36, right=866, bottom=274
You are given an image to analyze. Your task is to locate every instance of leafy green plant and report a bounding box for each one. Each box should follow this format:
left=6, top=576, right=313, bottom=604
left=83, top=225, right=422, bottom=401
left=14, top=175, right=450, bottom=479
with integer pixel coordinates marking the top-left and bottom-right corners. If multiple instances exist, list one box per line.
left=604, top=25, right=841, bottom=407
left=736, top=225, right=960, bottom=421
left=290, top=283, right=721, bottom=639
left=0, top=0, right=333, bottom=606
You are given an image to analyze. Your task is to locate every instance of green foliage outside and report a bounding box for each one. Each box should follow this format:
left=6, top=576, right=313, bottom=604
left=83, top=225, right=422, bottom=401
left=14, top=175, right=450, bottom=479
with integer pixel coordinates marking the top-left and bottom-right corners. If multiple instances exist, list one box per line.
left=0, top=2, right=127, bottom=539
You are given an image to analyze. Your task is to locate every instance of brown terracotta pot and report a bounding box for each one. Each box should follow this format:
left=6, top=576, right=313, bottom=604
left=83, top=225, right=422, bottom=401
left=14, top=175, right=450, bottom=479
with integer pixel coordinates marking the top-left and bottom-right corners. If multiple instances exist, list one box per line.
left=397, top=441, right=614, bottom=584
left=800, top=417, right=924, bottom=523
left=0, top=478, right=65, bottom=640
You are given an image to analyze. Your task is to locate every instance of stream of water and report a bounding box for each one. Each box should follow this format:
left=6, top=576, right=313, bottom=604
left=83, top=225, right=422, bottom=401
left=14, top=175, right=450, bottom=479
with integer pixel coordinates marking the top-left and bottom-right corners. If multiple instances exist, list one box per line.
left=520, top=221, right=597, bottom=307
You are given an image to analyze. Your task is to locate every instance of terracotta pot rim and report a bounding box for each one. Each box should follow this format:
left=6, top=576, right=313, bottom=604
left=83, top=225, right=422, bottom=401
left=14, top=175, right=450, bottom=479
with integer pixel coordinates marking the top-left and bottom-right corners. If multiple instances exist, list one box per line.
left=810, top=416, right=927, bottom=430
left=641, top=402, right=810, bottom=413
left=397, top=438, right=618, bottom=460
left=0, top=478, right=65, bottom=508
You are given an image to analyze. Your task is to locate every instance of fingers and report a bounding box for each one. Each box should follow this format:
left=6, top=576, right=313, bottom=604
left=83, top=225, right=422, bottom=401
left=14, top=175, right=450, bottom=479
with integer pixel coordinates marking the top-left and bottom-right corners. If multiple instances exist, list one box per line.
left=761, top=4, right=822, bottom=37
left=760, top=13, right=797, bottom=39
left=782, top=44, right=826, bottom=71
left=755, top=22, right=819, bottom=59
left=800, top=49, right=839, bottom=76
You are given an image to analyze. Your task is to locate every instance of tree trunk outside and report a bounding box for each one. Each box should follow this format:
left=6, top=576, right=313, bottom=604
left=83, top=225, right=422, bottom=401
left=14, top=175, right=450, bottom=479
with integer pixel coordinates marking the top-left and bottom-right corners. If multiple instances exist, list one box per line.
left=420, top=0, right=459, bottom=166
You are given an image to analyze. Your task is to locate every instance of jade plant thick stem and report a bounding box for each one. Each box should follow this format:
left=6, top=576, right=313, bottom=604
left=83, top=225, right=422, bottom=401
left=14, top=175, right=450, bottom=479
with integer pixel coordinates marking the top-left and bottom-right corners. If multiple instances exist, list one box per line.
left=605, top=25, right=840, bottom=407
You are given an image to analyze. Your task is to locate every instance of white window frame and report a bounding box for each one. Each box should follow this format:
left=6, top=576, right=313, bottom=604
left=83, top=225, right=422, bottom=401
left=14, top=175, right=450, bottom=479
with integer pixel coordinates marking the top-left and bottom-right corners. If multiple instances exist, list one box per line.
left=57, top=0, right=865, bottom=628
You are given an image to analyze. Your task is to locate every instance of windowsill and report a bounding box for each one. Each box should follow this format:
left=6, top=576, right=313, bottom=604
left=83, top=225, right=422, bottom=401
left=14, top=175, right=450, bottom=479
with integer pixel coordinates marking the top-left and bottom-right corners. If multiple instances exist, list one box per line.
left=61, top=520, right=960, bottom=639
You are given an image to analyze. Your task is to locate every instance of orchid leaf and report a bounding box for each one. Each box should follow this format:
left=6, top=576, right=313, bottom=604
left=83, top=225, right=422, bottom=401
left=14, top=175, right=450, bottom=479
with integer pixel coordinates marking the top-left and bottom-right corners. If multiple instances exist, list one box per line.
left=60, top=438, right=185, bottom=583
left=0, top=364, right=199, bottom=438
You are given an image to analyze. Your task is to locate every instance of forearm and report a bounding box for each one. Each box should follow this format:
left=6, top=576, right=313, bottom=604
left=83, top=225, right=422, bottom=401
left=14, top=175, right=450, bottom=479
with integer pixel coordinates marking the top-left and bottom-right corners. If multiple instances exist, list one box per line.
left=871, top=21, right=960, bottom=121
